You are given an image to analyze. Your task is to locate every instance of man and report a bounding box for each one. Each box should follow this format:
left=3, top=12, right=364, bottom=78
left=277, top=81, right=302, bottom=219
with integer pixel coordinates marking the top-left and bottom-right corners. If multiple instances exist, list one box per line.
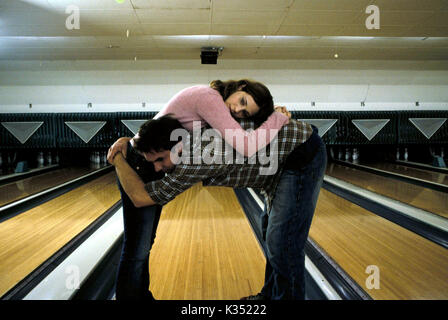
left=109, top=115, right=326, bottom=300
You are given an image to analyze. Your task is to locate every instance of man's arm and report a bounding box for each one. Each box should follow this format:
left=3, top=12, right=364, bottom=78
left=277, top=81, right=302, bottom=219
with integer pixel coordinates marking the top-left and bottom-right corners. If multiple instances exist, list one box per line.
left=112, top=152, right=156, bottom=208
left=107, top=136, right=132, bottom=163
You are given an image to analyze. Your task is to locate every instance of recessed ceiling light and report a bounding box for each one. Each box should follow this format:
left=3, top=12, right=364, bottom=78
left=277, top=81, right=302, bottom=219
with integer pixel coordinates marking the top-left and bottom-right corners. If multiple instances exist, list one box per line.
left=331, top=36, right=374, bottom=40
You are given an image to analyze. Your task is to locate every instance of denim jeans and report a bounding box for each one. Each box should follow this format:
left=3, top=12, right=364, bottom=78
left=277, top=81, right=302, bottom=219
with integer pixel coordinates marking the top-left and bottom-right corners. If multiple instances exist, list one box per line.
left=260, top=135, right=327, bottom=300
left=115, top=143, right=165, bottom=300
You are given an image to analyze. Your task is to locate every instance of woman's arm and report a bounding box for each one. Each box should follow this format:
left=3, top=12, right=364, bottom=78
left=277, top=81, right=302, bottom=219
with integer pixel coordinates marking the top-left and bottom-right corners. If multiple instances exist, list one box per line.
left=196, top=92, right=289, bottom=158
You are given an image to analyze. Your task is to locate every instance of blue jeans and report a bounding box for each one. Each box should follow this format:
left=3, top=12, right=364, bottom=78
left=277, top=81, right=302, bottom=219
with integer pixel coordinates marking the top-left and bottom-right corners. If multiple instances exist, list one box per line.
left=260, top=136, right=327, bottom=300
left=115, top=143, right=165, bottom=300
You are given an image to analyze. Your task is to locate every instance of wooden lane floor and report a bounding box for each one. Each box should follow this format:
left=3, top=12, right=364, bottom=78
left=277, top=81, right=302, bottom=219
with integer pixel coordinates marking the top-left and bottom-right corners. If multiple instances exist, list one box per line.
left=309, top=188, right=448, bottom=299
left=0, top=171, right=120, bottom=298
left=362, top=161, right=448, bottom=186
left=326, top=162, right=448, bottom=219
left=0, top=166, right=100, bottom=208
left=149, top=183, right=266, bottom=300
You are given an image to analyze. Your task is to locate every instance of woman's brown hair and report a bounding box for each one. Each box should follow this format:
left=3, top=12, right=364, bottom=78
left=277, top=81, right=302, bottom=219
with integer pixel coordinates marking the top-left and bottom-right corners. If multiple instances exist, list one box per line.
left=210, top=79, right=274, bottom=126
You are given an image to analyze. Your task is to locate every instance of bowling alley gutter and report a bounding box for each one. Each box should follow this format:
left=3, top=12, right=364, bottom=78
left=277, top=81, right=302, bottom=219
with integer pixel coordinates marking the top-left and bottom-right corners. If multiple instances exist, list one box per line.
left=234, top=188, right=368, bottom=300
left=0, top=165, right=113, bottom=223
left=1, top=201, right=122, bottom=300
left=323, top=175, right=448, bottom=250
left=395, top=159, right=448, bottom=175
left=333, top=159, right=448, bottom=194
left=0, top=164, right=59, bottom=186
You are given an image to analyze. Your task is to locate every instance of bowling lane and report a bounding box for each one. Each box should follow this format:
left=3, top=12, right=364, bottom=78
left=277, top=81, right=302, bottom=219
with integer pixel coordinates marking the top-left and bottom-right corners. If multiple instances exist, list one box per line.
left=326, top=162, right=448, bottom=219
left=0, top=171, right=120, bottom=298
left=309, top=189, right=448, bottom=300
left=0, top=166, right=102, bottom=208
left=360, top=161, right=448, bottom=187
left=149, top=183, right=266, bottom=300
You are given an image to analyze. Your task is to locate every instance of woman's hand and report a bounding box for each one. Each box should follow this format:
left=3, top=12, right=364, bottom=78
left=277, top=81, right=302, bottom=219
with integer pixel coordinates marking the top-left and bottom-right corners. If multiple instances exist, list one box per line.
left=107, top=137, right=132, bottom=165
left=275, top=105, right=291, bottom=119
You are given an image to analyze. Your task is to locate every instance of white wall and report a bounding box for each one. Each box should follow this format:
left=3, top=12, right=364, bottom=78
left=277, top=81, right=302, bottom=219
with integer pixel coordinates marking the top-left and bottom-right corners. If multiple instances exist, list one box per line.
left=1, top=59, right=448, bottom=113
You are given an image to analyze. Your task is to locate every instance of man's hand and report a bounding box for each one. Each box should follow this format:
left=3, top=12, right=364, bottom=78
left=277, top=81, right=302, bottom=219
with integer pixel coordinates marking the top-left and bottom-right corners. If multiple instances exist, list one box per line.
left=107, top=137, right=132, bottom=164
left=275, top=106, right=291, bottom=119
left=108, top=151, right=123, bottom=166
left=112, top=151, right=156, bottom=207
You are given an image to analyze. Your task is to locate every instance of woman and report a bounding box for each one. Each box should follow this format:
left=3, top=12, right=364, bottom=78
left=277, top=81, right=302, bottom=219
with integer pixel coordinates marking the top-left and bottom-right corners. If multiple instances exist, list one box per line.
left=111, top=79, right=290, bottom=159
left=109, top=79, right=291, bottom=300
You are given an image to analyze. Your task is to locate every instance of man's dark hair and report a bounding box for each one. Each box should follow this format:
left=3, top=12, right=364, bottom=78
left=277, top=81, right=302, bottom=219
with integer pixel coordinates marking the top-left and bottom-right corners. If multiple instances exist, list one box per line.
left=133, top=114, right=184, bottom=153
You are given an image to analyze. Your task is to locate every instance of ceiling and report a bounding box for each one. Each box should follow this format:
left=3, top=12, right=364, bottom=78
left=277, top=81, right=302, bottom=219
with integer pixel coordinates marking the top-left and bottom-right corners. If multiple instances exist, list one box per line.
left=0, top=0, right=448, bottom=61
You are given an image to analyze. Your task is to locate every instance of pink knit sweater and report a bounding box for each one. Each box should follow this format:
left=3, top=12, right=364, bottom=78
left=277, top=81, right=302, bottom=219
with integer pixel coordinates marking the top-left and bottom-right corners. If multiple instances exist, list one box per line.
left=153, top=85, right=289, bottom=158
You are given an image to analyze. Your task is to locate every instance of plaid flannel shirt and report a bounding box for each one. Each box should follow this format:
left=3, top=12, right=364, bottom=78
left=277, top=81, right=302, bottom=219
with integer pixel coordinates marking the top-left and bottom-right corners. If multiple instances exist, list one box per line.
left=144, top=118, right=313, bottom=212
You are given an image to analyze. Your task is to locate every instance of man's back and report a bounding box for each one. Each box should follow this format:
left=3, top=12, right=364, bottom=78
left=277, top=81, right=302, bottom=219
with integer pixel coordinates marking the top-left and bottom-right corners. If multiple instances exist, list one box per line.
left=144, top=118, right=313, bottom=211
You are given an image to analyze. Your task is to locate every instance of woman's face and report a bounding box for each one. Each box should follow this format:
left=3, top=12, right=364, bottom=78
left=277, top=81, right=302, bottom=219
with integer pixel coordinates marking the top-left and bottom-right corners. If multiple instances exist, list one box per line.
left=225, top=91, right=260, bottom=119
